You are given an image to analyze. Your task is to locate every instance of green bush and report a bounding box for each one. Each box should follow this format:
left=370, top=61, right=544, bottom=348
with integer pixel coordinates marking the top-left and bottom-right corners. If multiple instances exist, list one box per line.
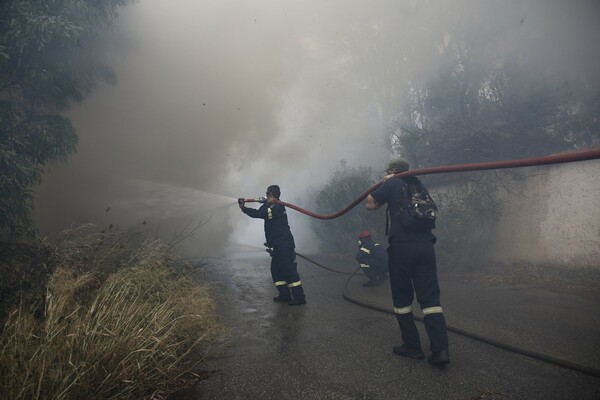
left=432, top=172, right=503, bottom=270
left=312, top=161, right=386, bottom=253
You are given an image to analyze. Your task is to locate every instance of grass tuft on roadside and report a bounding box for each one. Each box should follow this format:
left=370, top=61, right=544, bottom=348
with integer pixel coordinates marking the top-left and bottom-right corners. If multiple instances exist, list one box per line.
left=0, top=226, right=224, bottom=400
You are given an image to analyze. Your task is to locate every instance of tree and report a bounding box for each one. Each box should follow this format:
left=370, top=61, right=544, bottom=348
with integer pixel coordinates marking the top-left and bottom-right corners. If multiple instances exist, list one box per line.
left=311, top=161, right=385, bottom=253
left=0, top=0, right=133, bottom=238
left=370, top=6, right=600, bottom=268
left=387, top=10, right=599, bottom=169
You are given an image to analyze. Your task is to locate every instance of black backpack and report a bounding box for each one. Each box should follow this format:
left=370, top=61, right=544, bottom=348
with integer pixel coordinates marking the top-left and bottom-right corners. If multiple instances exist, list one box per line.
left=388, top=177, right=437, bottom=232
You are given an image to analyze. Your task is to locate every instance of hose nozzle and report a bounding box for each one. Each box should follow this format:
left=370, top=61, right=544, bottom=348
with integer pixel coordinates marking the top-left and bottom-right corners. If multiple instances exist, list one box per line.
left=240, top=197, right=267, bottom=204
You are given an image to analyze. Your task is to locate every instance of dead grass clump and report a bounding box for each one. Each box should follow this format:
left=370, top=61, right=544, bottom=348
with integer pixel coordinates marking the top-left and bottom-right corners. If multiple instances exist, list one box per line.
left=0, top=234, right=223, bottom=400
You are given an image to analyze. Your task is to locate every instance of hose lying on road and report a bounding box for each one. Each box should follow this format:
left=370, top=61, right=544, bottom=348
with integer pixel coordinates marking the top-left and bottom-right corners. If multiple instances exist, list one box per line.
left=295, top=252, right=351, bottom=275
left=295, top=251, right=600, bottom=379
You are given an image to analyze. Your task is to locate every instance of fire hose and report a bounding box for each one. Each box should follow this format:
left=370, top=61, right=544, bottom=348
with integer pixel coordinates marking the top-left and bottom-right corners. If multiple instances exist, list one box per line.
left=243, top=148, right=600, bottom=377
left=296, top=252, right=600, bottom=379
left=243, top=147, right=600, bottom=219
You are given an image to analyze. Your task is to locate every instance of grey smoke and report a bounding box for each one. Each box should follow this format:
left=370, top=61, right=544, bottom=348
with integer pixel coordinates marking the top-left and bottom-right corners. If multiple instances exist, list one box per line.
left=34, top=0, right=600, bottom=256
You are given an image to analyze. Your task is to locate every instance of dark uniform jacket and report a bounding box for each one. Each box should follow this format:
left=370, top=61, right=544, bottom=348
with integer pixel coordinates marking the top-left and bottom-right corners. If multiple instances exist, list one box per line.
left=370, top=177, right=436, bottom=243
left=355, top=238, right=388, bottom=270
left=242, top=203, right=295, bottom=248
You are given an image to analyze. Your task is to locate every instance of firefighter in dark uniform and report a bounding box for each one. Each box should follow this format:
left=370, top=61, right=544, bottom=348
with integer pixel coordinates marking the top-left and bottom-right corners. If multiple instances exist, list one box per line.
left=365, top=158, right=450, bottom=367
left=239, top=185, right=306, bottom=306
left=355, top=230, right=389, bottom=287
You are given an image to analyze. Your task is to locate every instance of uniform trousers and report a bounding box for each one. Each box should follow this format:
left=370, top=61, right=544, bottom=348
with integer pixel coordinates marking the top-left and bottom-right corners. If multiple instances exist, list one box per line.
left=271, top=241, right=304, bottom=300
left=388, top=240, right=448, bottom=353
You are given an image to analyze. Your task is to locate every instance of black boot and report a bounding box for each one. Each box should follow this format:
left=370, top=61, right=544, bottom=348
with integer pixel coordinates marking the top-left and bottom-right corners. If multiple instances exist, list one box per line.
left=427, top=350, right=450, bottom=367
left=274, top=284, right=291, bottom=303
left=393, top=345, right=425, bottom=359
left=287, top=298, right=306, bottom=306
left=288, top=278, right=305, bottom=303
left=362, top=279, right=381, bottom=287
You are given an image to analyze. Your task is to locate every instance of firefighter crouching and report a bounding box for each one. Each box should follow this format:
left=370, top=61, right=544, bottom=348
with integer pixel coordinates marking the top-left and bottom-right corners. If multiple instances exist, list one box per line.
left=355, top=230, right=389, bottom=287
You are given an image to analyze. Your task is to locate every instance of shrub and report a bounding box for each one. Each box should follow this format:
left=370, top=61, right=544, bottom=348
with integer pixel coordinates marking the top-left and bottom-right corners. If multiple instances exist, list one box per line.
left=432, top=172, right=504, bottom=270
left=312, top=161, right=386, bottom=253
left=0, top=229, right=223, bottom=400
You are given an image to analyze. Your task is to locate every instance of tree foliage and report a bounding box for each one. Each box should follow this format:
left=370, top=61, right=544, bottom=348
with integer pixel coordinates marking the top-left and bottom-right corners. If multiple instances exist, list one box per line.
left=311, top=161, right=386, bottom=253
left=0, top=0, right=133, bottom=238
left=388, top=16, right=599, bottom=169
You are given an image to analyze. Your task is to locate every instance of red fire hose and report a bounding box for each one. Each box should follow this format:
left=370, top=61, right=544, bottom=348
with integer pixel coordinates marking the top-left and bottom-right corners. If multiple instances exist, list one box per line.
left=244, top=147, right=600, bottom=219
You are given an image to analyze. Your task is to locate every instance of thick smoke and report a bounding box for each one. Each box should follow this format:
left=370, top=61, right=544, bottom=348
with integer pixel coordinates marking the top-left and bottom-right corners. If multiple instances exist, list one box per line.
left=34, top=0, right=600, bottom=257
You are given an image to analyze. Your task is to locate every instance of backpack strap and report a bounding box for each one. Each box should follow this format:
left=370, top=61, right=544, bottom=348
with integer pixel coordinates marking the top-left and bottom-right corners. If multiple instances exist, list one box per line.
left=385, top=205, right=390, bottom=236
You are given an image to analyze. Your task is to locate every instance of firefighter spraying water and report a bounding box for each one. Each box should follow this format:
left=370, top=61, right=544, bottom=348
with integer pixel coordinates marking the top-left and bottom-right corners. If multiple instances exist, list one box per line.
left=238, top=185, right=306, bottom=306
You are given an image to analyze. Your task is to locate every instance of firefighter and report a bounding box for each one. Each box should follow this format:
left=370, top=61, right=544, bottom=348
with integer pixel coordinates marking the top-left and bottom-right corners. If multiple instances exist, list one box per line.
left=355, top=230, right=389, bottom=287
left=239, top=185, right=306, bottom=306
left=365, top=158, right=450, bottom=367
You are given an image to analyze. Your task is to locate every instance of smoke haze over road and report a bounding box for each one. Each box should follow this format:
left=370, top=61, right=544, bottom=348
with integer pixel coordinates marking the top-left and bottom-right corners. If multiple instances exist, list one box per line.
left=33, top=0, right=600, bottom=257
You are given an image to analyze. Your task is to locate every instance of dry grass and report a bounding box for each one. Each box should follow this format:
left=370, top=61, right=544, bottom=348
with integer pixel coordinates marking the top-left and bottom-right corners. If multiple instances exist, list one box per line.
left=0, top=227, right=224, bottom=400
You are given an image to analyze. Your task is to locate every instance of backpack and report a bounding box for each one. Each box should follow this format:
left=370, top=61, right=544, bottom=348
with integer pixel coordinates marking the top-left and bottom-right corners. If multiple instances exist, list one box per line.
left=392, top=177, right=438, bottom=231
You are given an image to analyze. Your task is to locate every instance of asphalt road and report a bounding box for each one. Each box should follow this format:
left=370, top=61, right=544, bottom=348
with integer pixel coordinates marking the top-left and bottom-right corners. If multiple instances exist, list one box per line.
left=189, top=253, right=600, bottom=400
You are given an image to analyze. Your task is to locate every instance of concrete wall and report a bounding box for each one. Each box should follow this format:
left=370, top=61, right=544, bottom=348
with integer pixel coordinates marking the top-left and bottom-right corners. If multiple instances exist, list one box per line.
left=489, top=161, right=600, bottom=269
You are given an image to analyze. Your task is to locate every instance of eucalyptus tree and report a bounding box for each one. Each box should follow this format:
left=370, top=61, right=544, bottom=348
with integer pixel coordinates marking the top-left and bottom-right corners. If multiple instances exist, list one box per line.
left=0, top=0, right=133, bottom=238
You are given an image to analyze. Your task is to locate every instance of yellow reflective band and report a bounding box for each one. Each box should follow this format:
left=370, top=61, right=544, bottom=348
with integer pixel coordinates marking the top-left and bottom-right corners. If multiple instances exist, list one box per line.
left=360, top=263, right=370, bottom=268
left=360, top=247, right=371, bottom=254
left=422, top=306, right=443, bottom=315
left=274, top=281, right=287, bottom=286
left=394, top=306, right=412, bottom=314
left=288, top=281, right=302, bottom=288
left=267, top=207, right=273, bottom=220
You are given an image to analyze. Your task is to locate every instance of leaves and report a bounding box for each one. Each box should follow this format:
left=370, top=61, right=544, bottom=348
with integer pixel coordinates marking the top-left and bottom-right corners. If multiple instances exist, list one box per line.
left=312, top=162, right=385, bottom=252
left=0, top=0, right=133, bottom=239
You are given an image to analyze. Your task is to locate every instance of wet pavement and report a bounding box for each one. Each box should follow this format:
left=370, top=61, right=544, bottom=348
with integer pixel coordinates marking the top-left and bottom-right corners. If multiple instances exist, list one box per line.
left=190, top=254, right=600, bottom=400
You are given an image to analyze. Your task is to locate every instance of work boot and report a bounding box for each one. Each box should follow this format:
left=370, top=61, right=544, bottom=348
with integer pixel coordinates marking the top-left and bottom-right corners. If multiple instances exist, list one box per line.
left=427, top=350, right=450, bottom=367
left=287, top=298, right=306, bottom=306
left=362, top=279, right=382, bottom=287
left=273, top=296, right=291, bottom=303
left=393, top=345, right=425, bottom=359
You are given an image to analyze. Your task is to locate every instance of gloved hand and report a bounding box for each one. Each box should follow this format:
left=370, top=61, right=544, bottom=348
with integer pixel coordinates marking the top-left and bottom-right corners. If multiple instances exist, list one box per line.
left=264, top=243, right=273, bottom=256
left=238, top=198, right=245, bottom=209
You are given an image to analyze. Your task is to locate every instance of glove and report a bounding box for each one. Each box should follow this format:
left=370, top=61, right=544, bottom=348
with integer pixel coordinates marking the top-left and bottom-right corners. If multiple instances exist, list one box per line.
left=238, top=198, right=245, bottom=209
left=264, top=243, right=273, bottom=256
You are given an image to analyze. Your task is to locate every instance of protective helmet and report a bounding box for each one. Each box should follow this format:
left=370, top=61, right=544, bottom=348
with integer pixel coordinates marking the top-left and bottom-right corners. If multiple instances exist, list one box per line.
left=386, top=158, right=410, bottom=173
left=358, top=230, right=371, bottom=239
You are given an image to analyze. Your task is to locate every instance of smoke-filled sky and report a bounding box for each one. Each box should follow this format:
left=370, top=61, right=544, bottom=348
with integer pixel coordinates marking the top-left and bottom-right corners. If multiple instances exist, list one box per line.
left=34, top=0, right=600, bottom=256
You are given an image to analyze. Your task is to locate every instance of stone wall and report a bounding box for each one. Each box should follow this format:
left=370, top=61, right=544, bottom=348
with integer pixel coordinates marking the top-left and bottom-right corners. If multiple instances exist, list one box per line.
left=489, top=161, right=600, bottom=269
